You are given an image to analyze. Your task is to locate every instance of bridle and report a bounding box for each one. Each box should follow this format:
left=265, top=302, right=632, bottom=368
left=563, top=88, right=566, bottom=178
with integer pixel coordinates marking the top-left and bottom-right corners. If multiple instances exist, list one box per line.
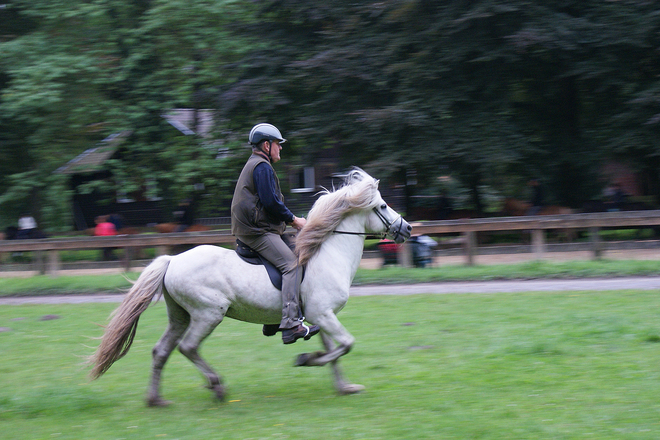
left=333, top=206, right=406, bottom=241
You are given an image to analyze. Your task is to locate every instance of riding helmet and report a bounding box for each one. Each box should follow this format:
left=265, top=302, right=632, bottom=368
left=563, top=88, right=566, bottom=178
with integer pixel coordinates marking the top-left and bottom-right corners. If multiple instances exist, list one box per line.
left=248, top=123, right=287, bottom=145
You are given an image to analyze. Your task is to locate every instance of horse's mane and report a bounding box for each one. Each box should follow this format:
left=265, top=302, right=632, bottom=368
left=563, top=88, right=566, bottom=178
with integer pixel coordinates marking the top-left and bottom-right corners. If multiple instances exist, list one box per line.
left=296, top=168, right=380, bottom=266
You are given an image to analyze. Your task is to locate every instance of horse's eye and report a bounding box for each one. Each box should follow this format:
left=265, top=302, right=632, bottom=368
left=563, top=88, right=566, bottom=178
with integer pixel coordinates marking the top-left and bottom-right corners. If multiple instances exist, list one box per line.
left=380, top=204, right=387, bottom=210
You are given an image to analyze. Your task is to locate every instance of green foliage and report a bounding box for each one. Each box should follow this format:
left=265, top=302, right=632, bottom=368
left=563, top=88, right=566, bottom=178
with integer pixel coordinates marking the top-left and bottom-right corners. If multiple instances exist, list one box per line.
left=218, top=0, right=660, bottom=208
left=0, top=0, right=253, bottom=229
left=2, top=1, right=660, bottom=229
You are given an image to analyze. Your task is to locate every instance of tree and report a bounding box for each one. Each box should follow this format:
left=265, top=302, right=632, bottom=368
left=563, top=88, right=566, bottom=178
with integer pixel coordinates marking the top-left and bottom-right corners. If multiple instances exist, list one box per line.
left=0, top=0, right=254, bottom=229
left=504, top=1, right=660, bottom=206
left=3, top=0, right=660, bottom=230
left=215, top=1, right=534, bottom=213
left=215, top=1, right=660, bottom=211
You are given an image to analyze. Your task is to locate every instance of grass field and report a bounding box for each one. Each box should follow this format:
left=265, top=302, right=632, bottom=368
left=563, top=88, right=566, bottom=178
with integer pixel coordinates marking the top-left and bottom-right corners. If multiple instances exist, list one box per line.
left=1, top=291, right=659, bottom=439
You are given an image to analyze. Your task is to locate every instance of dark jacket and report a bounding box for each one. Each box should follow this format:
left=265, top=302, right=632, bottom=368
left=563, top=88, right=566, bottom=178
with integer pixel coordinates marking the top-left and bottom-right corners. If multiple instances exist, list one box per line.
left=231, top=153, right=290, bottom=236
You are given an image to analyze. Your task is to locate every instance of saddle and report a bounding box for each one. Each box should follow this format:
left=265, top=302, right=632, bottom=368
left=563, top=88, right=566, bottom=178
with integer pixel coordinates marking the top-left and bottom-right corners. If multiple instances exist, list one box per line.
left=234, top=239, right=304, bottom=290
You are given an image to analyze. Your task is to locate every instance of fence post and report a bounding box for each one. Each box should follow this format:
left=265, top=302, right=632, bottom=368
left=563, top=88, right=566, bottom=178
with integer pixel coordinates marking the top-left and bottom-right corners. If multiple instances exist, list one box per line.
left=156, top=245, right=170, bottom=256
left=589, top=227, right=603, bottom=260
left=35, top=250, right=46, bottom=275
left=531, top=229, right=546, bottom=259
left=398, top=240, right=413, bottom=268
left=46, top=250, right=60, bottom=276
left=123, top=247, right=133, bottom=272
left=463, top=231, right=476, bottom=266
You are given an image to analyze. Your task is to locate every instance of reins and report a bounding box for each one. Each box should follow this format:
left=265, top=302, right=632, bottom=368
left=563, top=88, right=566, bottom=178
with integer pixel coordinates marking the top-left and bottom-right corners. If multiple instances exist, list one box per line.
left=332, top=230, right=387, bottom=240
left=332, top=207, right=402, bottom=240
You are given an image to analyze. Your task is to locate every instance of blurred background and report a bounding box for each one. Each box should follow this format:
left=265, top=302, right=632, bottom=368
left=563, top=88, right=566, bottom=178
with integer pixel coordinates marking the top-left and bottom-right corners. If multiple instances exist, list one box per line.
left=1, top=1, right=659, bottom=233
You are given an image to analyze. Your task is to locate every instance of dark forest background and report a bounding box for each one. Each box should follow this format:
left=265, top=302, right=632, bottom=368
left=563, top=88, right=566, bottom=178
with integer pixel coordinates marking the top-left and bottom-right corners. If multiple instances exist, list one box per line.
left=2, top=1, right=660, bottom=230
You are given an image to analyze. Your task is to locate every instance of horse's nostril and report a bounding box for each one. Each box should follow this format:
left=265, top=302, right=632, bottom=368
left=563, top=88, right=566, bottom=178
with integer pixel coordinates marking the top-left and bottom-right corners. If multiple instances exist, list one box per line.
left=407, top=225, right=412, bottom=231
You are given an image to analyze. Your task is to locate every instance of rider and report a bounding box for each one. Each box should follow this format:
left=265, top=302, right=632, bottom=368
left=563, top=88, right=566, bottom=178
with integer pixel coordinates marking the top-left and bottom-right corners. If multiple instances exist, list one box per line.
left=231, top=123, right=320, bottom=344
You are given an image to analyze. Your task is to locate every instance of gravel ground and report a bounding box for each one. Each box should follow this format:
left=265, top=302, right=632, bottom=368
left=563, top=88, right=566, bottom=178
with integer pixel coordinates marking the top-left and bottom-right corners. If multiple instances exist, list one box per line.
left=1, top=276, right=658, bottom=305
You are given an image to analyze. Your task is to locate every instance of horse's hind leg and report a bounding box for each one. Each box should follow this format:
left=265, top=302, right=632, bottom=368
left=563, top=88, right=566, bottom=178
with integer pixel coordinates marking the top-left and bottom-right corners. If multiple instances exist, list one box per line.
left=321, top=333, right=365, bottom=395
left=147, top=292, right=190, bottom=407
left=178, top=312, right=226, bottom=401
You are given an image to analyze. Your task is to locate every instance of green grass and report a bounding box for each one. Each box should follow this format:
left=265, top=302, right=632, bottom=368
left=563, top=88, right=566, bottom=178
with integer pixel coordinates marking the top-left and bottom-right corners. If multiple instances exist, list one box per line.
left=1, top=291, right=660, bottom=439
left=352, top=259, right=660, bottom=285
left=0, top=273, right=139, bottom=296
left=0, top=259, right=659, bottom=297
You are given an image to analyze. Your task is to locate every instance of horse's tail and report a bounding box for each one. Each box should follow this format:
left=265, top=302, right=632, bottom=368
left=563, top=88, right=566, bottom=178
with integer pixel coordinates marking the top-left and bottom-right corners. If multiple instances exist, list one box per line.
left=89, top=255, right=172, bottom=380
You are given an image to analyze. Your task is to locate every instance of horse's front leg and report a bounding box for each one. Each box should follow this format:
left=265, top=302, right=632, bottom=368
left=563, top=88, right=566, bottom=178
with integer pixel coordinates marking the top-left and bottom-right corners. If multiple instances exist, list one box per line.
left=295, top=311, right=353, bottom=367
left=294, top=312, right=362, bottom=387
left=320, top=332, right=364, bottom=395
left=295, top=343, right=349, bottom=366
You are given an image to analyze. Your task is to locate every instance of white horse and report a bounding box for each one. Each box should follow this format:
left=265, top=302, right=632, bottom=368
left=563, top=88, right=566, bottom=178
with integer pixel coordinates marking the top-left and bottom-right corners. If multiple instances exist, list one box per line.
left=89, top=168, right=412, bottom=406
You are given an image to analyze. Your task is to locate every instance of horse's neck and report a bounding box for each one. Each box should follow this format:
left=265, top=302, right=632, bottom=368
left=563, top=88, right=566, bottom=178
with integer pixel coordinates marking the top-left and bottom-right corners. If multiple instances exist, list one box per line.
left=310, top=214, right=366, bottom=278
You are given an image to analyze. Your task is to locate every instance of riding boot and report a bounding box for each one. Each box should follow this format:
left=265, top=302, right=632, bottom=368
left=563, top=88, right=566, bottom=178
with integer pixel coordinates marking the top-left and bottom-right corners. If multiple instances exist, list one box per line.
left=282, top=323, right=320, bottom=344
left=279, top=265, right=304, bottom=330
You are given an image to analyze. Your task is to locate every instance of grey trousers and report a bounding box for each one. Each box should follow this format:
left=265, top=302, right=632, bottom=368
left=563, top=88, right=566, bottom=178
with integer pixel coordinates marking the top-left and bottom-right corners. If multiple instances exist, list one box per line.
left=236, top=232, right=303, bottom=329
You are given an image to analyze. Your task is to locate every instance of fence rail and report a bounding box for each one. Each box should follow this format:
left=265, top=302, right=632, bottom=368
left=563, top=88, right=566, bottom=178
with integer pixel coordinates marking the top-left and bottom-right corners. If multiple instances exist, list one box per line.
left=406, top=210, right=660, bottom=266
left=2, top=210, right=660, bottom=275
left=0, top=231, right=237, bottom=275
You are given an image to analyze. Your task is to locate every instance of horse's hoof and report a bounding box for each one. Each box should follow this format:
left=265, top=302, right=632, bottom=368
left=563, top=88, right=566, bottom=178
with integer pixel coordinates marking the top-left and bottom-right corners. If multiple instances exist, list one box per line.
left=209, top=383, right=226, bottom=401
left=294, top=352, right=313, bottom=366
left=339, top=383, right=365, bottom=395
left=294, top=351, right=324, bottom=367
left=147, top=397, right=172, bottom=407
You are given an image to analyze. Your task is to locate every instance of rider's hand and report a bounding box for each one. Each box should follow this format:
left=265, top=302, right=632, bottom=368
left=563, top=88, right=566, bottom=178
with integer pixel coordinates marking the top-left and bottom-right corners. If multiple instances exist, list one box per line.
left=291, top=216, right=307, bottom=231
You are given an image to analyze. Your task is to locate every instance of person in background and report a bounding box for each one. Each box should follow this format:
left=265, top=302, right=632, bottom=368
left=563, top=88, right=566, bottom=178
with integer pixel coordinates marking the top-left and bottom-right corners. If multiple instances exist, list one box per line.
left=526, top=178, right=545, bottom=215
left=609, top=182, right=628, bottom=211
left=107, top=213, right=124, bottom=233
left=408, top=223, right=436, bottom=268
left=437, top=190, right=453, bottom=220
left=17, top=214, right=37, bottom=239
left=94, top=215, right=117, bottom=260
left=173, top=199, right=195, bottom=232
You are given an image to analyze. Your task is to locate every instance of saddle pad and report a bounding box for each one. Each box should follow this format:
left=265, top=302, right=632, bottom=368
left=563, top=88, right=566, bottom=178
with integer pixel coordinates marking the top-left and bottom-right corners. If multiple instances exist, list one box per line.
left=235, top=240, right=283, bottom=290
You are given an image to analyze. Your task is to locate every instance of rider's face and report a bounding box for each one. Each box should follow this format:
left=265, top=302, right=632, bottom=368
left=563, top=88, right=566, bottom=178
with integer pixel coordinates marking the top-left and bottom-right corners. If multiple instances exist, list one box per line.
left=267, top=141, right=282, bottom=163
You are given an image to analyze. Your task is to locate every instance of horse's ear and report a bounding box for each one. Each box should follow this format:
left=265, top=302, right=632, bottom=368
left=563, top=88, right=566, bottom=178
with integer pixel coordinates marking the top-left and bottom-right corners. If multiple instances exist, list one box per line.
left=375, top=179, right=380, bottom=188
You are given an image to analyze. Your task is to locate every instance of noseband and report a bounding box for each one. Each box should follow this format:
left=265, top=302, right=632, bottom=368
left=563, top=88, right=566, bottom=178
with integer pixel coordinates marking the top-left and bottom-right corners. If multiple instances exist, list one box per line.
left=373, top=208, right=407, bottom=242
left=333, top=207, right=406, bottom=240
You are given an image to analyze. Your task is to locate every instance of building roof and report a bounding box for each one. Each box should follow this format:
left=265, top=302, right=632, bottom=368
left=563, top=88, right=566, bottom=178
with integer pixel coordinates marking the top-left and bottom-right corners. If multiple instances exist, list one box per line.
left=56, top=131, right=130, bottom=175
left=162, top=109, right=214, bottom=138
left=56, top=109, right=214, bottom=175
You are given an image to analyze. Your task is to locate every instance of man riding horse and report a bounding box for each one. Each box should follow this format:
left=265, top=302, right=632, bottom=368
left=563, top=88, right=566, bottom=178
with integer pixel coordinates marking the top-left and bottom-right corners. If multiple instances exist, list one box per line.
left=231, top=123, right=320, bottom=344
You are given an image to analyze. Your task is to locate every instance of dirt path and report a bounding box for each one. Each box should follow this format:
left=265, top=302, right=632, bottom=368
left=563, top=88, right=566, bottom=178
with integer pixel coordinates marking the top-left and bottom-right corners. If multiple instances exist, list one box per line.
left=1, top=276, right=658, bottom=305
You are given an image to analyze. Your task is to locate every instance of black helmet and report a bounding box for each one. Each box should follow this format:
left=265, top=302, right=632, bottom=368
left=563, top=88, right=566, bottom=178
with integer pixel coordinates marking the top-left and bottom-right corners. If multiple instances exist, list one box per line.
left=248, top=123, right=286, bottom=145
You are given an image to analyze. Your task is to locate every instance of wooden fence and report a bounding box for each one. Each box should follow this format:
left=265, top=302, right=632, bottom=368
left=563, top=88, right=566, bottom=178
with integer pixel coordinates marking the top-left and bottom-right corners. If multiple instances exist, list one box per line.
left=406, top=210, right=660, bottom=266
left=1, top=210, right=660, bottom=275
left=0, top=231, right=237, bottom=275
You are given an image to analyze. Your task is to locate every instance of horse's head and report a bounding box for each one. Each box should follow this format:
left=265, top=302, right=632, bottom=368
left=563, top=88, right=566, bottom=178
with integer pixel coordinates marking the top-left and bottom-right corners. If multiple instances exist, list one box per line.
left=368, top=201, right=412, bottom=243
left=342, top=168, right=412, bottom=243
left=296, top=168, right=412, bottom=266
